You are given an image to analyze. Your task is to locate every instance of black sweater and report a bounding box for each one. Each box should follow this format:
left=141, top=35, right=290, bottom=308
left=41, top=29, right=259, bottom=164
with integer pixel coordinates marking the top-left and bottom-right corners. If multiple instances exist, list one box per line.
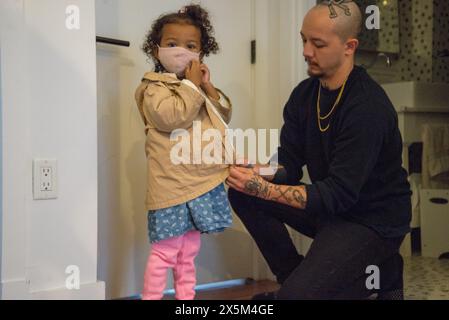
left=278, top=66, right=412, bottom=238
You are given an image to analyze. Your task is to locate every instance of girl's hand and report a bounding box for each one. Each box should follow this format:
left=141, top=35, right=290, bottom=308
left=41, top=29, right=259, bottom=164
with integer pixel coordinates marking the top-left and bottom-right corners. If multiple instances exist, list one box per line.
left=199, top=63, right=220, bottom=100
left=200, top=63, right=211, bottom=85
left=185, top=60, right=202, bottom=88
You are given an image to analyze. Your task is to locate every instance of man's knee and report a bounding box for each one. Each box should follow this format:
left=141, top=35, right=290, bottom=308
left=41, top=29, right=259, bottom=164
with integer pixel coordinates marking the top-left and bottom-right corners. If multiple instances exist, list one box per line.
left=379, top=252, right=404, bottom=288
left=228, top=188, right=259, bottom=217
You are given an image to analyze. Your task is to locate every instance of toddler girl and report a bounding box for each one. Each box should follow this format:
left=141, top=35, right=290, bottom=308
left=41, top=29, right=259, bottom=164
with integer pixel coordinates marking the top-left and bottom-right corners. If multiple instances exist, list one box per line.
left=135, top=4, right=233, bottom=300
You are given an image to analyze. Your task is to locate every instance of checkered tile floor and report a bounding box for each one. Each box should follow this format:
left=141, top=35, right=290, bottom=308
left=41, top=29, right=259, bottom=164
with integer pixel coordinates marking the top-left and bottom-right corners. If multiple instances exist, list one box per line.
left=404, top=255, right=449, bottom=300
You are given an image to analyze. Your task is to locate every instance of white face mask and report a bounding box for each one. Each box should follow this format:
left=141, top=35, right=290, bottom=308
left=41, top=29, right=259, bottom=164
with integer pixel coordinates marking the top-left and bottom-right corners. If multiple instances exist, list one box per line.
left=157, top=46, right=201, bottom=77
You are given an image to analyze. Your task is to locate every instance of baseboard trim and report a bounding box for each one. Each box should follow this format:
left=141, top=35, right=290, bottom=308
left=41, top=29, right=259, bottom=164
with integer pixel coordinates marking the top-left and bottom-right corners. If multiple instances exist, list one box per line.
left=1, top=279, right=31, bottom=300
left=1, top=279, right=105, bottom=300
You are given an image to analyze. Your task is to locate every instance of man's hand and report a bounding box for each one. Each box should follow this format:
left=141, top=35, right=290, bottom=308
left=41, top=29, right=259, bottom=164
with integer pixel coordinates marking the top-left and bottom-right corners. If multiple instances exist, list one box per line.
left=234, top=158, right=277, bottom=182
left=226, top=165, right=308, bottom=210
left=226, top=166, right=272, bottom=199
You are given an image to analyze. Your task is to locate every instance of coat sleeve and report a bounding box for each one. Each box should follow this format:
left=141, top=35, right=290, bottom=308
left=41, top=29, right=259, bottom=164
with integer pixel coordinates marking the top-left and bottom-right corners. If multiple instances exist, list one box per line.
left=142, top=80, right=206, bottom=132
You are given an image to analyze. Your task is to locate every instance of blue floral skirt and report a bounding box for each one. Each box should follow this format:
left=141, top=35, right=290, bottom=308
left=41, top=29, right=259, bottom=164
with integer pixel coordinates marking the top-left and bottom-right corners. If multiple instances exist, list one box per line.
left=147, top=184, right=232, bottom=243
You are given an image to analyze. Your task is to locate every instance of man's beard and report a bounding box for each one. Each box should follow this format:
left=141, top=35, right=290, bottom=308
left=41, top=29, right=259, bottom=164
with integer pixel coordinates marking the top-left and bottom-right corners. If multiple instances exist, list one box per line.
left=305, top=59, right=325, bottom=78
left=307, top=65, right=325, bottom=78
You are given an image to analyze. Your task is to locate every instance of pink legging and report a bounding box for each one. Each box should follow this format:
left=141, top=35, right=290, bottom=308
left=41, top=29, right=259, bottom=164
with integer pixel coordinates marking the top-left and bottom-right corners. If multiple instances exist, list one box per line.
left=142, top=230, right=201, bottom=300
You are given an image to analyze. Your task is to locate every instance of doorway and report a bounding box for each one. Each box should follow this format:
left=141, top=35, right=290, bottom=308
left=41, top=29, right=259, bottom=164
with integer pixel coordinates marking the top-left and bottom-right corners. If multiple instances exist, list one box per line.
left=96, top=0, right=256, bottom=299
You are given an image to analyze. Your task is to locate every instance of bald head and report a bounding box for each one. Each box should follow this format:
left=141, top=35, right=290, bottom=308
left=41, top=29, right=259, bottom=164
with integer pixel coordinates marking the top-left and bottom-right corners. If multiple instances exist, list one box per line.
left=301, top=0, right=361, bottom=80
left=312, top=0, right=362, bottom=42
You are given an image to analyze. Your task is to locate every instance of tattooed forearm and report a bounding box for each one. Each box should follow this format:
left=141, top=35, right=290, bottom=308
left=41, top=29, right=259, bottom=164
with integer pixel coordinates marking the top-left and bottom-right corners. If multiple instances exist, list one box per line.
left=292, top=189, right=306, bottom=207
left=244, top=176, right=271, bottom=199
left=270, top=185, right=293, bottom=202
left=268, top=185, right=307, bottom=209
left=244, top=175, right=307, bottom=209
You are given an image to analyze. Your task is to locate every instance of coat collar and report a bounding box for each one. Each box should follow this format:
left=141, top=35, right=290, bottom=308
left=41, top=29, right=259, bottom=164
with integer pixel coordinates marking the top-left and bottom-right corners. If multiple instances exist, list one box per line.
left=142, top=72, right=181, bottom=84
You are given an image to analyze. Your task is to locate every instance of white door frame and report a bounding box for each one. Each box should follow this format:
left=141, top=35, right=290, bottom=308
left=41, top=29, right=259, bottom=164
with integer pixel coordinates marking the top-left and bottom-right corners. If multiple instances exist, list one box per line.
left=251, top=0, right=315, bottom=281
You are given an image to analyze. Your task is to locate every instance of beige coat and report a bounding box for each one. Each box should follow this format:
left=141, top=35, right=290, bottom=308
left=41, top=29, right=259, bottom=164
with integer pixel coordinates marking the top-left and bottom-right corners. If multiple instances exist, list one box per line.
left=135, top=72, right=233, bottom=210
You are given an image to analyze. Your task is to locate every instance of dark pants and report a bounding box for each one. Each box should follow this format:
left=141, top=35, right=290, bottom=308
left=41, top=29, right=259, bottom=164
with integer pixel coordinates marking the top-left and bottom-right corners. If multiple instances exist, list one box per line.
left=228, top=188, right=405, bottom=300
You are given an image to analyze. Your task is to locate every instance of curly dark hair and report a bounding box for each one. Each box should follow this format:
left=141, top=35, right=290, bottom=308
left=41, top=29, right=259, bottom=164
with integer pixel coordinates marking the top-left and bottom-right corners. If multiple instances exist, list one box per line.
left=142, top=4, right=220, bottom=72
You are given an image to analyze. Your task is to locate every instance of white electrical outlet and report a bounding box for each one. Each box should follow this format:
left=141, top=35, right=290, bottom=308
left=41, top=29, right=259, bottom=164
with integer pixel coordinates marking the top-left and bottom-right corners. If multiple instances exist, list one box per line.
left=33, top=159, right=58, bottom=200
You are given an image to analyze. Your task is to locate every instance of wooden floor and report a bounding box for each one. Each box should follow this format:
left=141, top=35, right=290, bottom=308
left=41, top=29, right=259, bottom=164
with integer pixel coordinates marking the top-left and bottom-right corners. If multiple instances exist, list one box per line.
left=162, top=280, right=280, bottom=300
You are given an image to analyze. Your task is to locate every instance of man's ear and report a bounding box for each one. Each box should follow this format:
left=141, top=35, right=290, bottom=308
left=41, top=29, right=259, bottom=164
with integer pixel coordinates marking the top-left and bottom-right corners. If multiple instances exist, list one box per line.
left=345, top=38, right=359, bottom=55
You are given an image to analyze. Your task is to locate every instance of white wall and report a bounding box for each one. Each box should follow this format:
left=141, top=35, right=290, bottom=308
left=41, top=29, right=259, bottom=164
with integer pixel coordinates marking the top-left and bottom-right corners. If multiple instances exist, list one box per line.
left=0, top=1, right=28, bottom=298
left=0, top=0, right=104, bottom=299
left=0, top=29, right=3, bottom=292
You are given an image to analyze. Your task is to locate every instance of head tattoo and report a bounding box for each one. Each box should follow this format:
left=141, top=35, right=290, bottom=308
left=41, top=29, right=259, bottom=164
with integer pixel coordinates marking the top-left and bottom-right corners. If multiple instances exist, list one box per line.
left=323, top=0, right=353, bottom=19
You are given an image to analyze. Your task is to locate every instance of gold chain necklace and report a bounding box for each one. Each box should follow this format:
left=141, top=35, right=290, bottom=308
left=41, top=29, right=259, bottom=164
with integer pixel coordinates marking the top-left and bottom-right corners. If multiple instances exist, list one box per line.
left=317, top=78, right=348, bottom=132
